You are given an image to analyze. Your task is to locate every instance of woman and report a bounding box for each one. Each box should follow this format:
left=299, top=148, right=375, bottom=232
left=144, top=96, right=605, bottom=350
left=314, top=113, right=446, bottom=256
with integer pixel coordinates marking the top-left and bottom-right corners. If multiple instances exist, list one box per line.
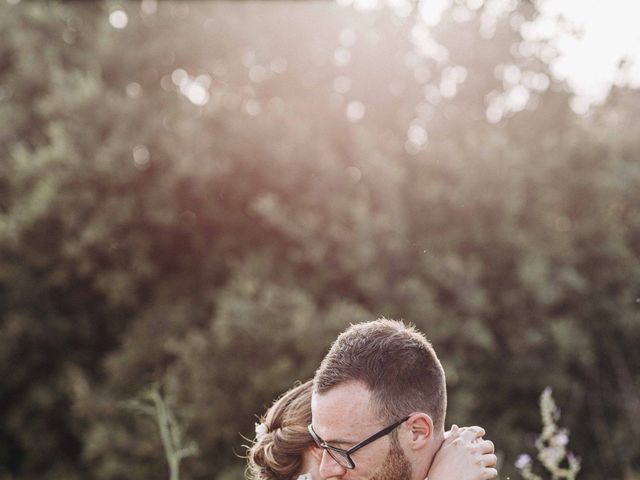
left=247, top=380, right=497, bottom=480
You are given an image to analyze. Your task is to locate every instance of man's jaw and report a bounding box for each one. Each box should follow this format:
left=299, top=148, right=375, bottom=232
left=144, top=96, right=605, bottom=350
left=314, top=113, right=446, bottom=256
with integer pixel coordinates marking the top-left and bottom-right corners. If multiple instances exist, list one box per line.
left=370, top=439, right=412, bottom=480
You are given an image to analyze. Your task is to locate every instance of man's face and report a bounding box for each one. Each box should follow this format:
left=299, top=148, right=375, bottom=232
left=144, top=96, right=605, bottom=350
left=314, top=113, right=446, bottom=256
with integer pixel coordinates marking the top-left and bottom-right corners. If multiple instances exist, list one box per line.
left=310, top=381, right=412, bottom=480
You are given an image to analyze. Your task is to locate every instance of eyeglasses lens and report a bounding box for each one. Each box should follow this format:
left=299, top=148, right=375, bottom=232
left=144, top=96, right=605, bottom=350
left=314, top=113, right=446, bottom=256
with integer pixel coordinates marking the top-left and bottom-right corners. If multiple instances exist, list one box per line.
left=326, top=448, right=351, bottom=469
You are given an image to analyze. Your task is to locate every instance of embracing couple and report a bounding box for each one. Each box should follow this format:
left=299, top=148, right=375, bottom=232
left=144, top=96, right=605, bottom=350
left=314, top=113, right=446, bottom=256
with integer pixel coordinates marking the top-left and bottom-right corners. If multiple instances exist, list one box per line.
left=248, top=319, right=498, bottom=480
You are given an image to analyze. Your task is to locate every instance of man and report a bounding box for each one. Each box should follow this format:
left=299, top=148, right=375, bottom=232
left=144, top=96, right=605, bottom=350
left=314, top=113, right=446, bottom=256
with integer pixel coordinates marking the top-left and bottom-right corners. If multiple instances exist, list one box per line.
left=309, top=319, right=497, bottom=480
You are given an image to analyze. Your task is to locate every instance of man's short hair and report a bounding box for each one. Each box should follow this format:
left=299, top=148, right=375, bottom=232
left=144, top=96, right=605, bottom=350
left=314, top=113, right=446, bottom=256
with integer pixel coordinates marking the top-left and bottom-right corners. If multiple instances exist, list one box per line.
left=313, top=318, right=447, bottom=430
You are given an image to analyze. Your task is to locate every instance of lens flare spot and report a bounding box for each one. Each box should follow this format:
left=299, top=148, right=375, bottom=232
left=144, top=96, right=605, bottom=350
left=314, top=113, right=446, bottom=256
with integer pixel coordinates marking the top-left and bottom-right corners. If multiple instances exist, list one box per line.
left=346, top=101, right=365, bottom=123
left=126, top=82, right=142, bottom=99
left=133, top=145, right=150, bottom=170
left=109, top=10, right=128, bottom=29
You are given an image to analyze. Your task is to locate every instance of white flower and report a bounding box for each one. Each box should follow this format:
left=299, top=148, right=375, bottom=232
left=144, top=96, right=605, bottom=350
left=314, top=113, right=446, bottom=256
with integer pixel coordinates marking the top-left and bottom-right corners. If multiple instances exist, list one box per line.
left=515, top=454, right=532, bottom=470
left=255, top=422, right=268, bottom=440
left=553, top=430, right=569, bottom=446
left=540, top=446, right=563, bottom=465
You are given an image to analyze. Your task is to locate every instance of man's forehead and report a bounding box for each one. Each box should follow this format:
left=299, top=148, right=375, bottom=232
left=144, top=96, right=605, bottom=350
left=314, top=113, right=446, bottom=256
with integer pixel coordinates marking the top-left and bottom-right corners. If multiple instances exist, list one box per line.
left=311, top=381, right=379, bottom=440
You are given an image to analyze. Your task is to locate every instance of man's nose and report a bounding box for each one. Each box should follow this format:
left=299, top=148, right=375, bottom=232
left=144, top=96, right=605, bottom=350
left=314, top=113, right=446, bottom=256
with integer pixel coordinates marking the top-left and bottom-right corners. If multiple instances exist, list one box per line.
left=318, top=450, right=347, bottom=478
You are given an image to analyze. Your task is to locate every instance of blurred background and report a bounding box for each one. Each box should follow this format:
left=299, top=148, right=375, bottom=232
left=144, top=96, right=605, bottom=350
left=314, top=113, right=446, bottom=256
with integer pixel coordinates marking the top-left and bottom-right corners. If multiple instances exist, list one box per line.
left=1, top=0, right=639, bottom=479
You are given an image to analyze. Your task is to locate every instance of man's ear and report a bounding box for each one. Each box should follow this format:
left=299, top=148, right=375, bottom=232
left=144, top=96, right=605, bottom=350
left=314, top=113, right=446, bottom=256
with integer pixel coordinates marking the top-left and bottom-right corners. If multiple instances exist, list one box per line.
left=405, top=413, right=433, bottom=450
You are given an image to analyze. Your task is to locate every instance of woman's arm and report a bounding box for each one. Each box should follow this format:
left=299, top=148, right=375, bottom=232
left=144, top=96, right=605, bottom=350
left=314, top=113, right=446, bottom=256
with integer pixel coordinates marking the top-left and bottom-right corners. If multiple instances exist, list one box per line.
left=427, top=425, right=498, bottom=480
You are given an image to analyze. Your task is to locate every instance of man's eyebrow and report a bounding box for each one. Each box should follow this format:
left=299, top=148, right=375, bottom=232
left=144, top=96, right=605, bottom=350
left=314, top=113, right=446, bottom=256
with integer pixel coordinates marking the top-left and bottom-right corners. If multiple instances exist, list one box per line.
left=311, top=424, right=360, bottom=446
left=323, top=436, right=358, bottom=446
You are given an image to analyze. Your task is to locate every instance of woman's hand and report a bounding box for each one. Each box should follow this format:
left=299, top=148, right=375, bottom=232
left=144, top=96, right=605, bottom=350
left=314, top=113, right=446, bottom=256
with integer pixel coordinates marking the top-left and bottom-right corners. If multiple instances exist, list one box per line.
left=427, top=425, right=498, bottom=480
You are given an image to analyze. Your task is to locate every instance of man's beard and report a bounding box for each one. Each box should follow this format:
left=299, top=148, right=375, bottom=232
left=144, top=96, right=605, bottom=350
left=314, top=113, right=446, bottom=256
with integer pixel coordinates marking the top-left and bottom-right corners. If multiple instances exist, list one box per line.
left=370, top=435, right=412, bottom=480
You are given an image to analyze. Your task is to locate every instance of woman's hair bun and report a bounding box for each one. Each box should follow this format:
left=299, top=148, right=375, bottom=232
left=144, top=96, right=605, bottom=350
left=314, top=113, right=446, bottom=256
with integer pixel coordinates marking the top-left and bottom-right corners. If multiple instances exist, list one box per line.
left=246, top=381, right=314, bottom=480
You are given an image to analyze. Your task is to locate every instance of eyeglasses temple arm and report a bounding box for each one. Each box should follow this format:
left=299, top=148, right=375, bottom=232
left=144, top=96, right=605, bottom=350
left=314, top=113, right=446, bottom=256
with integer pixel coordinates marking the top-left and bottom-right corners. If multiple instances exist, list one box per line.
left=346, top=415, right=411, bottom=455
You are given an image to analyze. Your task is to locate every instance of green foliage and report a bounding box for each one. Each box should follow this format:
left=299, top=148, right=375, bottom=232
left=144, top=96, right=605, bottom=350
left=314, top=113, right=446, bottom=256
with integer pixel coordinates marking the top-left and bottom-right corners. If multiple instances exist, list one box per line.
left=1, top=1, right=639, bottom=480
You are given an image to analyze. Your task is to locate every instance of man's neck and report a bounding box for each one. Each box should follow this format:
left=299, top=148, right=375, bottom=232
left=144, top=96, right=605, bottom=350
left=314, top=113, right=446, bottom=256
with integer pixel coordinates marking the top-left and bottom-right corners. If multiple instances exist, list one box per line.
left=415, top=432, right=445, bottom=480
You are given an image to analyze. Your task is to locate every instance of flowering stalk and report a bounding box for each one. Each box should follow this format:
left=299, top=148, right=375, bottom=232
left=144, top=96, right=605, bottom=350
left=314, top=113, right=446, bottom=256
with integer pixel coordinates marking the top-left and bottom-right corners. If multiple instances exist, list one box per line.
left=516, top=387, right=581, bottom=480
left=127, top=384, right=199, bottom=480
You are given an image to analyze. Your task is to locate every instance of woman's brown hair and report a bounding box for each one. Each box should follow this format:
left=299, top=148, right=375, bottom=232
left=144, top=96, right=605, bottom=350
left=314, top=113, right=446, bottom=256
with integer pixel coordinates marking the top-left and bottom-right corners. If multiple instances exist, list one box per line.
left=247, top=380, right=314, bottom=480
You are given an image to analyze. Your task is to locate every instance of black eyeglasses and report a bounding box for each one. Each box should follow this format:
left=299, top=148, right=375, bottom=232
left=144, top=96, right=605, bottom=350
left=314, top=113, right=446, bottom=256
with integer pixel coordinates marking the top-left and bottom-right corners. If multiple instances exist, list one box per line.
left=307, top=415, right=410, bottom=470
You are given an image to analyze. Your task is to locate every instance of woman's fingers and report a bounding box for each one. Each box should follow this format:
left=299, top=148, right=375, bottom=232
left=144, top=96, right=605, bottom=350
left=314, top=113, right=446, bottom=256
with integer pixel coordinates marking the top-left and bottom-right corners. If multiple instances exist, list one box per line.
left=446, top=424, right=485, bottom=443
left=427, top=427, right=498, bottom=480
left=459, top=425, right=485, bottom=442
left=444, top=424, right=459, bottom=440
left=480, top=454, right=498, bottom=468
left=482, top=467, right=498, bottom=479
left=478, top=439, right=494, bottom=454
left=468, top=425, right=485, bottom=437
